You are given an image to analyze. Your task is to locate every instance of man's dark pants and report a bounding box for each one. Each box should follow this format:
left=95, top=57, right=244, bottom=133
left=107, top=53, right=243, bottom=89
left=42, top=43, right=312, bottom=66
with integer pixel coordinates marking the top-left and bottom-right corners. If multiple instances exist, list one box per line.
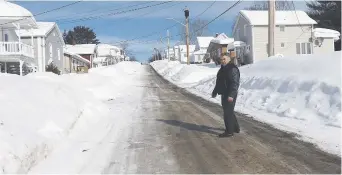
left=221, top=94, right=240, bottom=134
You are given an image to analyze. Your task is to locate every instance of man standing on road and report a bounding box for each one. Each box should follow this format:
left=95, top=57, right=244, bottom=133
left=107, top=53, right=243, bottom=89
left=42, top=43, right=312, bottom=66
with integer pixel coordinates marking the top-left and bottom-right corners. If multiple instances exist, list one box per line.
left=212, top=53, right=240, bottom=137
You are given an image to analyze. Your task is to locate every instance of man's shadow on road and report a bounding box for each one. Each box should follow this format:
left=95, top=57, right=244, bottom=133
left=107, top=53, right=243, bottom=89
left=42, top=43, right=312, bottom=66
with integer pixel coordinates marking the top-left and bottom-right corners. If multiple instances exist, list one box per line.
left=156, top=119, right=225, bottom=135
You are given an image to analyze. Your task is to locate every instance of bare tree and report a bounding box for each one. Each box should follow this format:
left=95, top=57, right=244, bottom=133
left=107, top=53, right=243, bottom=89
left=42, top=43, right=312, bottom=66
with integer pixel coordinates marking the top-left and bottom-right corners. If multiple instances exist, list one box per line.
left=180, top=18, right=209, bottom=45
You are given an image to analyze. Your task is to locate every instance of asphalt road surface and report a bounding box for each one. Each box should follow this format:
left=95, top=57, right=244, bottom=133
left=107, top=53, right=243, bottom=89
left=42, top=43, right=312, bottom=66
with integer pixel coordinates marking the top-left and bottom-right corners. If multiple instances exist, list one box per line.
left=104, top=65, right=341, bottom=174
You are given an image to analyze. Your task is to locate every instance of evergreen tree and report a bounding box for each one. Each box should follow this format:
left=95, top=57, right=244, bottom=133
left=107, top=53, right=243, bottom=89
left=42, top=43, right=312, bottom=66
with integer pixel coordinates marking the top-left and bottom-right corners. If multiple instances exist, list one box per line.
left=306, top=1, right=341, bottom=50
left=64, top=26, right=100, bottom=45
left=46, top=62, right=61, bottom=75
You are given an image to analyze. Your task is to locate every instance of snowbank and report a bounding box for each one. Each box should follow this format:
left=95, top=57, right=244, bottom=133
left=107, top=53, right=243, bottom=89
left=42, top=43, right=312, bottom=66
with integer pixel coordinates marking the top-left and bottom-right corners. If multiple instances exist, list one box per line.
left=0, top=62, right=142, bottom=173
left=150, top=52, right=341, bottom=156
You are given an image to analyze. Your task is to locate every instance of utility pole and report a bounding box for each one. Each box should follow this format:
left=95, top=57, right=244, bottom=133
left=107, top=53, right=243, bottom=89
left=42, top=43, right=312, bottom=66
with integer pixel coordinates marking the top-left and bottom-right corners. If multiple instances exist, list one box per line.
left=167, top=30, right=170, bottom=62
left=184, top=7, right=190, bottom=65
left=268, top=0, right=275, bottom=57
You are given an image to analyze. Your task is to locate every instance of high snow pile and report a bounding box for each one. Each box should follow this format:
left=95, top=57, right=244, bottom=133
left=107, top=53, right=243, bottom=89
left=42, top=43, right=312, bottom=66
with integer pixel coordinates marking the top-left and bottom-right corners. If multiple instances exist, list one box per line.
left=0, top=62, right=142, bottom=173
left=150, top=51, right=341, bottom=156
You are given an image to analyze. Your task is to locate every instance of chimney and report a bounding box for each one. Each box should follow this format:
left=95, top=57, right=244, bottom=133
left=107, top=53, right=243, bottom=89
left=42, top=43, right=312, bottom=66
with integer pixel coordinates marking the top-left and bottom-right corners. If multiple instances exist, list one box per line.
left=215, top=33, right=219, bottom=37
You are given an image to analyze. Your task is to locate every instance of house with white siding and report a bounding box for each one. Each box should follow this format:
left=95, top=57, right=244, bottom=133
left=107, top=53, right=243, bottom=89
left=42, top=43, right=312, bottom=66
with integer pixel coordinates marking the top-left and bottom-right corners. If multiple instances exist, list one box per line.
left=0, top=0, right=36, bottom=75
left=232, top=10, right=340, bottom=65
left=93, top=44, right=121, bottom=67
left=65, top=44, right=97, bottom=67
left=177, top=45, right=196, bottom=64
left=18, top=22, right=65, bottom=73
left=192, top=36, right=214, bottom=63
left=63, top=51, right=91, bottom=73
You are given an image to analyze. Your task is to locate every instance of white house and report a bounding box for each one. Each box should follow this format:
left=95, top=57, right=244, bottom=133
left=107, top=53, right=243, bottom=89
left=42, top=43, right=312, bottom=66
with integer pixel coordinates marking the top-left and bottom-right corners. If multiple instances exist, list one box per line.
left=173, top=45, right=180, bottom=61
left=192, top=36, right=214, bottom=63
left=0, top=0, right=37, bottom=75
left=63, top=51, right=91, bottom=73
left=93, top=44, right=121, bottom=67
left=177, top=45, right=196, bottom=63
left=64, top=44, right=96, bottom=67
left=18, top=22, right=65, bottom=73
left=232, top=10, right=340, bottom=64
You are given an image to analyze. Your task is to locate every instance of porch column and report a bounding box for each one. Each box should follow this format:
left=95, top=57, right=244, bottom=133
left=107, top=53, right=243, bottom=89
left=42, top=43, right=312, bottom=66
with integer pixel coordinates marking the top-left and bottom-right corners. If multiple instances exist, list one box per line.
left=19, top=60, right=23, bottom=76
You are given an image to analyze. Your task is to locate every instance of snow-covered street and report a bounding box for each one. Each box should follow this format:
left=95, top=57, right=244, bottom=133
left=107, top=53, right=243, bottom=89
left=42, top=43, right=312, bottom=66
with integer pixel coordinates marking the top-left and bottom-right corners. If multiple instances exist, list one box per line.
left=0, top=61, right=341, bottom=174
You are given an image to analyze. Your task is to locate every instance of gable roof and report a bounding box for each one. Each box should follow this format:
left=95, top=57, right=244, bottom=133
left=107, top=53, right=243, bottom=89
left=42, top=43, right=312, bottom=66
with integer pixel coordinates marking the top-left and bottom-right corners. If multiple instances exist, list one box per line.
left=197, top=36, right=214, bottom=48
left=17, top=22, right=65, bottom=46
left=96, top=44, right=121, bottom=56
left=239, top=10, right=317, bottom=26
left=210, top=33, right=234, bottom=45
left=65, top=44, right=96, bottom=55
left=17, top=22, right=55, bottom=37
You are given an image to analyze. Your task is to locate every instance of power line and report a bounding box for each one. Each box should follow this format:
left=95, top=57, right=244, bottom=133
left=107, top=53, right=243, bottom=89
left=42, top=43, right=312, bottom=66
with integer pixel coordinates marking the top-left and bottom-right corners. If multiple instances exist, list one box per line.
left=54, top=1, right=155, bottom=22
left=107, top=1, right=217, bottom=45
left=58, top=1, right=172, bottom=24
left=0, top=1, right=83, bottom=26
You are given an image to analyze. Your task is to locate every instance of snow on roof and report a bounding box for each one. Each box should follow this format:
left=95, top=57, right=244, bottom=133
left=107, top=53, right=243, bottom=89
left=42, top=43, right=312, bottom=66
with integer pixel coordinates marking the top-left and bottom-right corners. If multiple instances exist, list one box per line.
left=210, top=33, right=234, bottom=45
left=0, top=1, right=37, bottom=28
left=178, top=45, right=196, bottom=52
left=197, top=36, right=214, bottom=48
left=65, top=44, right=96, bottom=55
left=96, top=44, right=121, bottom=56
left=227, top=41, right=246, bottom=50
left=64, top=51, right=90, bottom=64
left=17, top=22, right=55, bottom=37
left=240, top=10, right=317, bottom=25
left=313, top=28, right=341, bottom=41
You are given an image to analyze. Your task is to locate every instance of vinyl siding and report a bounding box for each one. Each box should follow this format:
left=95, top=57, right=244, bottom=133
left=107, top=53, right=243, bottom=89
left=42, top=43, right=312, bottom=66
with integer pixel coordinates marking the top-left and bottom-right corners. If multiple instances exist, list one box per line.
left=252, top=25, right=313, bottom=62
left=313, top=38, right=335, bottom=54
left=233, top=16, right=253, bottom=64
left=45, top=26, right=64, bottom=73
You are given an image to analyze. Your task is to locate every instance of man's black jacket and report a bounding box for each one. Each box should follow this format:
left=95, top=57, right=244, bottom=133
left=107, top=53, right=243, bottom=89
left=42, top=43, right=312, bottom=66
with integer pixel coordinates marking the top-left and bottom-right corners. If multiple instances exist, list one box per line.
left=212, top=63, right=240, bottom=98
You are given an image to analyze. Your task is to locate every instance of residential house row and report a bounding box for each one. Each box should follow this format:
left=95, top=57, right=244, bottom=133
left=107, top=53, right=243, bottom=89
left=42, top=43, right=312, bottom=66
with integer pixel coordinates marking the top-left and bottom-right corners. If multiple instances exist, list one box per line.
left=0, top=1, right=128, bottom=76
left=165, top=10, right=340, bottom=66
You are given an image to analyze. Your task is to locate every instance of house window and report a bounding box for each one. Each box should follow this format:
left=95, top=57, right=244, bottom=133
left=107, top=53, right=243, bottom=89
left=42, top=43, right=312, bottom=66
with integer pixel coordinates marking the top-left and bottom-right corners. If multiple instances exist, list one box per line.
left=301, top=43, right=306, bottom=54
left=296, top=43, right=300, bottom=54
left=49, top=43, right=53, bottom=59
left=57, top=48, right=61, bottom=60
left=280, top=25, right=285, bottom=32
left=307, top=43, right=312, bottom=54
left=281, top=43, right=285, bottom=48
left=296, top=42, right=312, bottom=55
left=4, top=34, right=8, bottom=41
left=243, top=25, right=247, bottom=37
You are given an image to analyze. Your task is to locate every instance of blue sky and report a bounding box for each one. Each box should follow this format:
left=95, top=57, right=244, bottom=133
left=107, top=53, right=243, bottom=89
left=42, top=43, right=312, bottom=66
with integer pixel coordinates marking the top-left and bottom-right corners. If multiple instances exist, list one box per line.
left=15, top=0, right=309, bottom=62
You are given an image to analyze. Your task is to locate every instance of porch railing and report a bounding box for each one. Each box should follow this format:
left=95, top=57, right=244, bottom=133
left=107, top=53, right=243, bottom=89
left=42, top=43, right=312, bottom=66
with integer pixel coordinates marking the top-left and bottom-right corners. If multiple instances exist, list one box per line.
left=0, top=42, right=34, bottom=58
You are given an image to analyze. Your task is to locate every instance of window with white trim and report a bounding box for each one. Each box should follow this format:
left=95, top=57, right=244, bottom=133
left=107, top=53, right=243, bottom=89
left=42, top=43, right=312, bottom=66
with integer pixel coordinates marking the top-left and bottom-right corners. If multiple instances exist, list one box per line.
left=243, top=25, right=247, bottom=37
left=280, top=25, right=285, bottom=32
left=281, top=43, right=285, bottom=48
left=296, top=42, right=312, bottom=54
left=4, top=34, right=8, bottom=41
left=49, top=43, right=53, bottom=59
left=57, top=48, right=61, bottom=60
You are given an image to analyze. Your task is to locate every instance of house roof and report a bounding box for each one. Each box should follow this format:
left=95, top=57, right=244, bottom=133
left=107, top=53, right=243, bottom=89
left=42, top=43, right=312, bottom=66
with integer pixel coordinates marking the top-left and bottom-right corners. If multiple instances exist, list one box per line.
left=239, top=10, right=317, bottom=26
left=17, top=22, right=65, bottom=46
left=313, top=28, right=340, bottom=41
left=17, top=22, right=55, bottom=37
left=210, top=33, right=234, bottom=45
left=197, top=36, right=214, bottom=48
left=65, top=44, right=96, bottom=55
left=178, top=45, right=196, bottom=52
left=0, top=1, right=37, bottom=28
left=64, top=51, right=90, bottom=64
left=96, top=44, right=121, bottom=56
